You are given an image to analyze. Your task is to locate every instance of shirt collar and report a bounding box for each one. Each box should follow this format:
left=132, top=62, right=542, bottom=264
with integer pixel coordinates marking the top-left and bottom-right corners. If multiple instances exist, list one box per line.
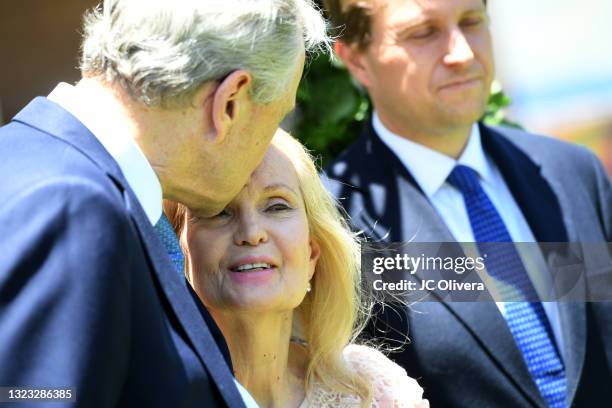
left=48, top=82, right=163, bottom=225
left=373, top=111, right=493, bottom=198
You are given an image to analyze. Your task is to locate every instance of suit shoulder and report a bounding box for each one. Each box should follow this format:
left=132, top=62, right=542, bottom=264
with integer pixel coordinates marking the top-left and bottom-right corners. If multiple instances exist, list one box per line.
left=0, top=120, right=95, bottom=167
left=2, top=175, right=129, bottom=227
left=487, top=124, right=597, bottom=165
left=0, top=122, right=121, bottom=205
left=325, top=133, right=371, bottom=180
left=487, top=124, right=611, bottom=209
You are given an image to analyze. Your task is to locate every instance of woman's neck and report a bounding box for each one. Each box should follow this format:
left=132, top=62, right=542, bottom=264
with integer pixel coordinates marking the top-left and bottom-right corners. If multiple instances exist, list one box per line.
left=212, top=309, right=307, bottom=408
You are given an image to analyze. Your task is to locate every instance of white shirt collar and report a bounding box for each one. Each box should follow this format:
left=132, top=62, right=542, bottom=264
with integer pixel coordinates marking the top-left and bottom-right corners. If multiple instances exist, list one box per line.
left=48, top=82, right=163, bottom=225
left=373, top=111, right=493, bottom=198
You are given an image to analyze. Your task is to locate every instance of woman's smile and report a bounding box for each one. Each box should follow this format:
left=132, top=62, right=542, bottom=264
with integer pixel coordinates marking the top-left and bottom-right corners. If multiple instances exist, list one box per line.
left=228, top=256, right=279, bottom=285
left=228, top=266, right=277, bottom=285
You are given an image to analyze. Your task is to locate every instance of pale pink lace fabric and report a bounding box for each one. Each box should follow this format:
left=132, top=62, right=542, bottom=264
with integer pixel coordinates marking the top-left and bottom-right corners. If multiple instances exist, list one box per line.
left=300, top=345, right=429, bottom=408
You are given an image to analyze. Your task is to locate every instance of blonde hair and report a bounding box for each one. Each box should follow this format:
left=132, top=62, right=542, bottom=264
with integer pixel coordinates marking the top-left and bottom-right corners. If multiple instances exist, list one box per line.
left=165, top=130, right=373, bottom=405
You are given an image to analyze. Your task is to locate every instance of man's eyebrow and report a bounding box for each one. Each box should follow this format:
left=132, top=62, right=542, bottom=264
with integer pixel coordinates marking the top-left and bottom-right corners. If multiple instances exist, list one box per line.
left=463, top=7, right=487, bottom=15
left=394, top=6, right=487, bottom=32
left=393, top=14, right=428, bottom=30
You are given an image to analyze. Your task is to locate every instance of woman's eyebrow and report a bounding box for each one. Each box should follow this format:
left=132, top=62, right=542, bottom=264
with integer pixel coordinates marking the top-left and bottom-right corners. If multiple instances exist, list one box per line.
left=263, top=183, right=298, bottom=196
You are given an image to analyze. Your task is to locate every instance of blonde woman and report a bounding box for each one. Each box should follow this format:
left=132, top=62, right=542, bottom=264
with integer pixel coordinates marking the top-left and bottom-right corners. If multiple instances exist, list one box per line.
left=166, top=131, right=428, bottom=408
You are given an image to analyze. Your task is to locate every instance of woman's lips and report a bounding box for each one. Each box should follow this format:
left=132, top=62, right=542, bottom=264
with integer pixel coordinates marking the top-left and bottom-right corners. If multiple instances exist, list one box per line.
left=228, top=256, right=276, bottom=271
left=227, top=256, right=278, bottom=284
left=228, top=266, right=277, bottom=284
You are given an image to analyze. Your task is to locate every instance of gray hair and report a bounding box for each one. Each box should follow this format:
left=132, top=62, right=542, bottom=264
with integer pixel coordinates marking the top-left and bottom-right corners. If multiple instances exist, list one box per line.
left=80, top=0, right=331, bottom=107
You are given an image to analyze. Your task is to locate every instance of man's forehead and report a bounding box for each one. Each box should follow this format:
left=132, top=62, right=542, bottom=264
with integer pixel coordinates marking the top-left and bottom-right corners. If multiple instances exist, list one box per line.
left=366, top=0, right=485, bottom=29
left=368, top=0, right=485, bottom=15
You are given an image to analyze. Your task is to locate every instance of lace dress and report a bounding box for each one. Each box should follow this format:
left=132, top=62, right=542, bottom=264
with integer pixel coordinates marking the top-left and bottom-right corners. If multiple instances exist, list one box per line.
left=300, top=345, right=429, bottom=408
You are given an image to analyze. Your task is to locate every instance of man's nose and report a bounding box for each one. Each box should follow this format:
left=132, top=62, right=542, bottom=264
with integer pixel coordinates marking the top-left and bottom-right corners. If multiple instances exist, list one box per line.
left=234, top=212, right=268, bottom=246
left=443, top=28, right=475, bottom=66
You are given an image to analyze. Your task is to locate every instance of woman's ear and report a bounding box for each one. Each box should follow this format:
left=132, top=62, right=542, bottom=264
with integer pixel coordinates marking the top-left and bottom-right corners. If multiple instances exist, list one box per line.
left=210, top=69, right=252, bottom=142
left=308, top=237, right=321, bottom=280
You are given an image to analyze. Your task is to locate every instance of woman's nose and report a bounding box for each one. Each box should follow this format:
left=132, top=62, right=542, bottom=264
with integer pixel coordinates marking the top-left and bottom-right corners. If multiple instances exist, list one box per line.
left=233, top=211, right=268, bottom=246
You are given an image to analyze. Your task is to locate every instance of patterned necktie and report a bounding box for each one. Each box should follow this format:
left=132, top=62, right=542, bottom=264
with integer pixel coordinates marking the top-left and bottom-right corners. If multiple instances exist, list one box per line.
left=447, top=165, right=566, bottom=408
left=154, top=213, right=185, bottom=275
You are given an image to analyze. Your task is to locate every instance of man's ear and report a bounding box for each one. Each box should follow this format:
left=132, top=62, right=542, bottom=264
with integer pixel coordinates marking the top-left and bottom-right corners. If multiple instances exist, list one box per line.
left=308, top=237, right=321, bottom=280
left=335, top=41, right=372, bottom=88
left=210, top=69, right=252, bottom=142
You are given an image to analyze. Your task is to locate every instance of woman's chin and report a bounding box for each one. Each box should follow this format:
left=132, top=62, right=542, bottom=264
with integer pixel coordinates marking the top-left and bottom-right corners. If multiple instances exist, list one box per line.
left=213, top=290, right=304, bottom=314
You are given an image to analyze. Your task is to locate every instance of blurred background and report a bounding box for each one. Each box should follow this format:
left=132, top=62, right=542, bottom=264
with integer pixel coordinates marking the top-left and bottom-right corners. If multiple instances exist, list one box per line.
left=487, top=0, right=612, bottom=173
left=1, top=0, right=610, bottom=173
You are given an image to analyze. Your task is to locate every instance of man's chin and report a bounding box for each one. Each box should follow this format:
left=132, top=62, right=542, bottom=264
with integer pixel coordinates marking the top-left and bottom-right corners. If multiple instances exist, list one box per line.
left=439, top=101, right=488, bottom=126
left=179, top=193, right=229, bottom=219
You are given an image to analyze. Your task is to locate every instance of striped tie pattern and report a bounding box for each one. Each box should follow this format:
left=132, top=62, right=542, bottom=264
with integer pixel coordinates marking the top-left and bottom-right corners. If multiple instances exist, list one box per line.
left=154, top=213, right=185, bottom=274
left=448, top=165, right=566, bottom=408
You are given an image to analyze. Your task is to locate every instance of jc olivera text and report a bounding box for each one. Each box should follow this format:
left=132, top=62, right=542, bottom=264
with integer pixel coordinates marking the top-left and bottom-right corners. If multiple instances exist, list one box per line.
left=372, top=279, right=486, bottom=292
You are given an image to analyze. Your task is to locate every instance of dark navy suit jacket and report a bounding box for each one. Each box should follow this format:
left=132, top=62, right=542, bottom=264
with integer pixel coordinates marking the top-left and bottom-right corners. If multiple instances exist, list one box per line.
left=0, top=98, right=245, bottom=407
left=325, top=121, right=612, bottom=407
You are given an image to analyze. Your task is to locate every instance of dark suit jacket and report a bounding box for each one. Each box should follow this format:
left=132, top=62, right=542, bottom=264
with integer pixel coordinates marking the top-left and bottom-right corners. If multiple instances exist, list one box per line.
left=325, top=121, right=612, bottom=407
left=0, top=98, right=245, bottom=407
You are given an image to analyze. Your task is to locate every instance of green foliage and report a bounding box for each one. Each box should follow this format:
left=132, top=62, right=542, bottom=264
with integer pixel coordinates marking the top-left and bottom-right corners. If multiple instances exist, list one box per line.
left=293, top=53, right=519, bottom=165
left=292, top=55, right=370, bottom=164
left=483, top=84, right=522, bottom=129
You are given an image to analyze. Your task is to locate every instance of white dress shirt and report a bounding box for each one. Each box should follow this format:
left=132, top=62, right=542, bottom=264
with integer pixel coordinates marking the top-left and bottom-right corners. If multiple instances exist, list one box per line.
left=373, top=112, right=566, bottom=360
left=48, top=83, right=259, bottom=407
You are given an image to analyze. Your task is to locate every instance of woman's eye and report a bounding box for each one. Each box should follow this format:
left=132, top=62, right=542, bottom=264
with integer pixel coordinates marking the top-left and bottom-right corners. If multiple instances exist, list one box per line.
left=267, top=202, right=291, bottom=212
left=213, top=208, right=231, bottom=218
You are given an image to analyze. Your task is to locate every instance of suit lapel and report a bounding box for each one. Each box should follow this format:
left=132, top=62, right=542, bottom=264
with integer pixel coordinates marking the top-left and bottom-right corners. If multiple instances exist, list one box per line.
left=352, top=124, right=456, bottom=243
left=557, top=302, right=587, bottom=405
left=481, top=125, right=588, bottom=406
left=13, top=98, right=245, bottom=408
left=480, top=124, right=568, bottom=242
left=124, top=192, right=245, bottom=407
left=443, top=301, right=547, bottom=406
left=396, top=176, right=455, bottom=242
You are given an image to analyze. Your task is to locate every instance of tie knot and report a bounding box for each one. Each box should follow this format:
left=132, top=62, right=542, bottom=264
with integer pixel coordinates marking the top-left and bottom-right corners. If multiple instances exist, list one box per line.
left=447, top=165, right=481, bottom=194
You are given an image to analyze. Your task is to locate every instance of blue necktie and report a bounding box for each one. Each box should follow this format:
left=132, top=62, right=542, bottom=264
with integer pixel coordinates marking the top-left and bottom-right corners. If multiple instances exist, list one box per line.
left=448, top=165, right=566, bottom=408
left=154, top=213, right=185, bottom=275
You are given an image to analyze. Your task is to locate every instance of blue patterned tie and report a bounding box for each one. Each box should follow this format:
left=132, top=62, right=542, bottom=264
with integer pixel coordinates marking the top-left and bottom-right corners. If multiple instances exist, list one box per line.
left=154, top=213, right=185, bottom=275
left=448, top=165, right=566, bottom=408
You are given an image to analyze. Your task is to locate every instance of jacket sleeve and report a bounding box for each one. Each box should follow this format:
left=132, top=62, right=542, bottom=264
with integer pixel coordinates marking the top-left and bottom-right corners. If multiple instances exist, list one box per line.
left=0, top=177, right=132, bottom=407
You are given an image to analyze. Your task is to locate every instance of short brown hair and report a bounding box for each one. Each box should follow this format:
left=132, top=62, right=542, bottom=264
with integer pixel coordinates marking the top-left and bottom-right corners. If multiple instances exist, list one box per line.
left=323, top=0, right=488, bottom=50
left=324, top=0, right=374, bottom=50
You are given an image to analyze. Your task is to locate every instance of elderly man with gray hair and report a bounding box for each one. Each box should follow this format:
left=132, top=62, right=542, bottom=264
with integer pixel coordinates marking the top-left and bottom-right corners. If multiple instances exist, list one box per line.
left=0, top=1, right=329, bottom=406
